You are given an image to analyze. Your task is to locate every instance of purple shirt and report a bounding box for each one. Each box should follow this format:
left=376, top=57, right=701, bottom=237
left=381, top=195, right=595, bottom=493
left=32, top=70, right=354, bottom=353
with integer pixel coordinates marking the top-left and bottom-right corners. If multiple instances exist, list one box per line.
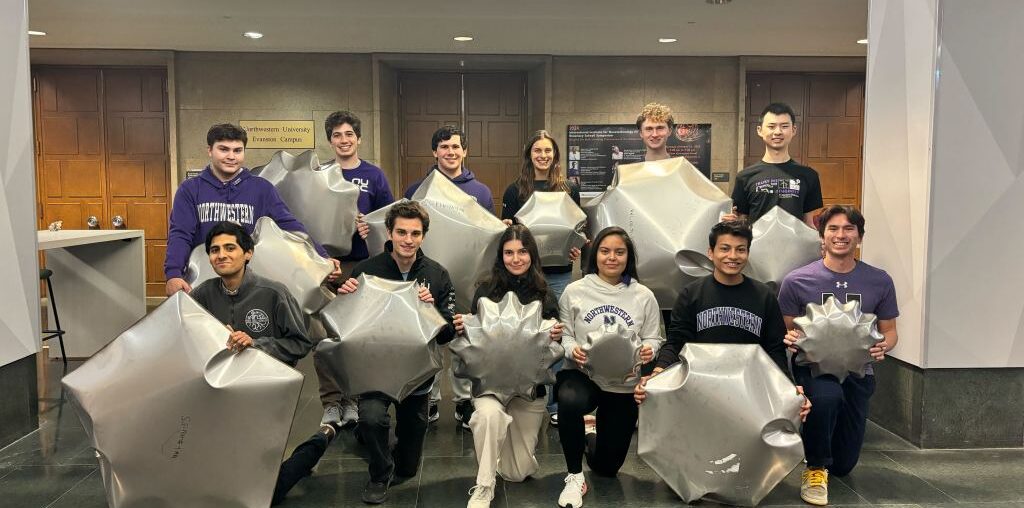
left=338, top=160, right=394, bottom=261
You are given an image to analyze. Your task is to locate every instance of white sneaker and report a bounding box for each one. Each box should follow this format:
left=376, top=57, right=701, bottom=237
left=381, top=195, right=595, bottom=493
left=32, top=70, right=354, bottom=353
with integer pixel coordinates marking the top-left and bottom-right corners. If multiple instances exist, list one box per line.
left=800, top=467, right=828, bottom=506
left=558, top=472, right=587, bottom=508
left=320, top=404, right=341, bottom=427
left=467, top=484, right=494, bottom=508
left=339, top=400, right=359, bottom=428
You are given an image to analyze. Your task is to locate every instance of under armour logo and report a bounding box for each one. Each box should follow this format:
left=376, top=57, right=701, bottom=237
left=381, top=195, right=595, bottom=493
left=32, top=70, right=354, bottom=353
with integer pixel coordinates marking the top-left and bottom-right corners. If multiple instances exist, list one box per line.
left=836, top=282, right=848, bottom=288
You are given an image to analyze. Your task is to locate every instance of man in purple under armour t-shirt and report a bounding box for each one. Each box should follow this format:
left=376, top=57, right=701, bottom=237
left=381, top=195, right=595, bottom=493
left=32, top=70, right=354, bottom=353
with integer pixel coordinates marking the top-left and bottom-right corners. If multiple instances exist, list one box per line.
left=778, top=205, right=899, bottom=507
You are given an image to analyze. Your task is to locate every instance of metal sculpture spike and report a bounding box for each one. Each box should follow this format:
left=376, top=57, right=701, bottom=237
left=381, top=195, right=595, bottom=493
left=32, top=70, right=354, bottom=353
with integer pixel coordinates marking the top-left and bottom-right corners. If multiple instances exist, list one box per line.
left=515, top=191, right=587, bottom=266
left=579, top=321, right=643, bottom=392
left=793, top=296, right=882, bottom=382
left=744, top=206, right=822, bottom=291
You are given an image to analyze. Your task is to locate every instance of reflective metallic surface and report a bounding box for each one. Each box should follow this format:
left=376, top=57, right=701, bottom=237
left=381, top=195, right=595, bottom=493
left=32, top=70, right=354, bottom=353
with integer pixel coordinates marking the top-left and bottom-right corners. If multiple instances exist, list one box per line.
left=449, top=291, right=562, bottom=405
left=361, top=198, right=407, bottom=256
left=62, top=292, right=304, bottom=508
left=579, top=321, right=642, bottom=392
left=316, top=274, right=448, bottom=402
left=584, top=158, right=731, bottom=308
left=185, top=217, right=334, bottom=314
left=364, top=172, right=507, bottom=311
left=744, top=206, right=822, bottom=290
left=794, top=297, right=882, bottom=382
left=514, top=191, right=587, bottom=266
left=252, top=150, right=360, bottom=258
left=638, top=343, right=804, bottom=506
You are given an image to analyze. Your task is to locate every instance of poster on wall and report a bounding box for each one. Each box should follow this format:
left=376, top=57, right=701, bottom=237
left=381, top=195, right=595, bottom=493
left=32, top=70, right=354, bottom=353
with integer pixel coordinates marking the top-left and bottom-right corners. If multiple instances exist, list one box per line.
left=566, top=124, right=711, bottom=196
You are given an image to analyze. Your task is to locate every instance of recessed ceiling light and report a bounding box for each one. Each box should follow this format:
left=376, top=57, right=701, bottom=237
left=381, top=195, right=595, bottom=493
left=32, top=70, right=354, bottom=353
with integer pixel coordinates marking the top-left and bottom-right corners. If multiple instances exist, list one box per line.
left=707, top=0, right=732, bottom=4
left=857, top=38, right=868, bottom=44
left=453, top=36, right=474, bottom=42
left=659, top=38, right=678, bottom=43
left=242, top=31, right=264, bottom=39
left=28, top=30, right=47, bottom=36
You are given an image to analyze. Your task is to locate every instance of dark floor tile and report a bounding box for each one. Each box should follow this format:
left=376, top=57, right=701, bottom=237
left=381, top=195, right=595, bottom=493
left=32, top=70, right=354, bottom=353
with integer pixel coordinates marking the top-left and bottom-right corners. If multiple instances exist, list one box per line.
left=920, top=503, right=1024, bottom=508
left=418, top=456, right=509, bottom=507
left=863, top=420, right=919, bottom=451
left=884, top=449, right=1024, bottom=502
left=841, top=451, right=957, bottom=504
left=277, top=458, right=419, bottom=507
left=45, top=469, right=107, bottom=508
left=760, top=465, right=868, bottom=506
left=0, top=412, right=91, bottom=468
left=0, top=465, right=95, bottom=508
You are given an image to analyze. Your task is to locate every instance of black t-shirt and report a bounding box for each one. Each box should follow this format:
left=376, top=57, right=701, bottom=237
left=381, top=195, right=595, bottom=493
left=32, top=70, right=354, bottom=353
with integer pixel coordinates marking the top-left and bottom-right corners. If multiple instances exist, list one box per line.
left=656, top=275, right=788, bottom=373
left=731, top=160, right=823, bottom=223
left=501, top=180, right=582, bottom=274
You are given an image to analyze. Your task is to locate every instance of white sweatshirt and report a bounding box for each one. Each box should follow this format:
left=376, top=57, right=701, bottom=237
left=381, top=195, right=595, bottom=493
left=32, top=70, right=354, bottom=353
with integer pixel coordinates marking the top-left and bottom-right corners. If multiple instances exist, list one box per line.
left=558, top=274, right=664, bottom=393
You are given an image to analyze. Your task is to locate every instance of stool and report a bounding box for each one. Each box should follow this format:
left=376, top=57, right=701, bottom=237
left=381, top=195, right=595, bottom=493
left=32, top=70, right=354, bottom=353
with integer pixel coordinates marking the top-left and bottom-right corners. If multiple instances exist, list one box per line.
left=40, top=268, right=68, bottom=369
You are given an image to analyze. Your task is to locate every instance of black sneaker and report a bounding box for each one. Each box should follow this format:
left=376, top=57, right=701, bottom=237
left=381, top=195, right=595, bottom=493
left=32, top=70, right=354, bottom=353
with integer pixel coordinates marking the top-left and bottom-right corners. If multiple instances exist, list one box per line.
left=361, top=476, right=391, bottom=504
left=454, top=400, right=474, bottom=430
left=427, top=402, right=440, bottom=423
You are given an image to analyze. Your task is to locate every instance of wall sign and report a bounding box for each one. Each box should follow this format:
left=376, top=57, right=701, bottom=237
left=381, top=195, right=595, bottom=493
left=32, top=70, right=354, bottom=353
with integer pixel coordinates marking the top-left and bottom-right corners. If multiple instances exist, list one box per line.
left=239, top=120, right=316, bottom=149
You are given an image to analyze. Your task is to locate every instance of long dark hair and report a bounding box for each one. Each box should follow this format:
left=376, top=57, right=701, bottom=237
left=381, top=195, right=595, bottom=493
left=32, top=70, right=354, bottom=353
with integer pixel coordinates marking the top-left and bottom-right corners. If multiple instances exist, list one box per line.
left=481, top=225, right=550, bottom=303
left=515, top=130, right=569, bottom=200
left=585, top=226, right=640, bottom=283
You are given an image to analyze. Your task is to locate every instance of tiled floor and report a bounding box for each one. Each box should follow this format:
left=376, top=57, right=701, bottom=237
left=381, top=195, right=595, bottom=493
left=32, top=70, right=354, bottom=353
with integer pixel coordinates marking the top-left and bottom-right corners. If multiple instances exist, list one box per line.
left=2, top=358, right=1022, bottom=508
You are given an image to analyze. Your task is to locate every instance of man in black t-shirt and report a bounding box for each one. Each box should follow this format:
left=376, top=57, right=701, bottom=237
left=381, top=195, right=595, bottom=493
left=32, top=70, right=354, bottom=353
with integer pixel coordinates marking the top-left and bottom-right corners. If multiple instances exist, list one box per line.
left=724, top=103, right=823, bottom=227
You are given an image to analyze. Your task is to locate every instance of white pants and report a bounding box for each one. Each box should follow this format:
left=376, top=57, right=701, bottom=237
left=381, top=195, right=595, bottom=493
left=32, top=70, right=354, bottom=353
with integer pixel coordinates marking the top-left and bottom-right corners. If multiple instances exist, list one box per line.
left=469, top=394, right=547, bottom=486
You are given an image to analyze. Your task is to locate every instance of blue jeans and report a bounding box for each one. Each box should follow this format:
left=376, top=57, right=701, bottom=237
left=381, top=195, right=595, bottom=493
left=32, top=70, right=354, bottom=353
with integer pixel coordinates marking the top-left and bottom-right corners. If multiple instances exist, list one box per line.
left=794, top=366, right=875, bottom=476
left=544, top=270, right=572, bottom=414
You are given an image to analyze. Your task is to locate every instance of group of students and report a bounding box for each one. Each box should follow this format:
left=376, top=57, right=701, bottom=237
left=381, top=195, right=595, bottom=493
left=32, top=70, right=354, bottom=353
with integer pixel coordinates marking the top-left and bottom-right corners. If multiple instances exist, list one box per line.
left=164, top=102, right=900, bottom=508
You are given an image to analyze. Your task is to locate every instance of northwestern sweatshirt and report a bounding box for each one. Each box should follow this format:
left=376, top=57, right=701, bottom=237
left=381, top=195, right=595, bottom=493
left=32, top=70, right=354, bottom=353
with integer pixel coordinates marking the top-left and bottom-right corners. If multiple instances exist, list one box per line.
left=164, top=166, right=328, bottom=280
left=403, top=165, right=495, bottom=214
left=558, top=274, right=664, bottom=393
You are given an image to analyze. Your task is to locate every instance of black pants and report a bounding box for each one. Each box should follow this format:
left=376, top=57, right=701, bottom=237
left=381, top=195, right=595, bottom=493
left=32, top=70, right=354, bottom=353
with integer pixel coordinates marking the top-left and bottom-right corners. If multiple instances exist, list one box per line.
left=357, top=391, right=429, bottom=483
left=272, top=431, right=330, bottom=505
left=794, top=366, right=875, bottom=476
left=555, top=369, right=638, bottom=476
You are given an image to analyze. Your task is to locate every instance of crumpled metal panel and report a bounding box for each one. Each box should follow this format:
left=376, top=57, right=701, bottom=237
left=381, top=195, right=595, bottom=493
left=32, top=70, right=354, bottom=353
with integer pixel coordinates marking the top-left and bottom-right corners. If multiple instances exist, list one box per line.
left=62, top=292, right=304, bottom=508
left=584, top=158, right=731, bottom=309
left=514, top=191, right=587, bottom=266
left=579, top=321, right=642, bottom=392
left=449, top=291, right=562, bottom=405
left=744, top=206, right=822, bottom=290
left=252, top=150, right=360, bottom=258
left=793, top=296, right=882, bottom=382
left=363, top=171, right=507, bottom=311
left=185, top=217, right=334, bottom=314
left=638, top=343, right=804, bottom=506
left=316, top=274, right=447, bottom=402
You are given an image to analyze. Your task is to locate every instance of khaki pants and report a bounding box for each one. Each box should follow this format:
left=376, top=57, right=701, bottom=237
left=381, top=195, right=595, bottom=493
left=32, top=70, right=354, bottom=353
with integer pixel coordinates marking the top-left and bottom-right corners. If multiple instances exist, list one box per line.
left=469, top=394, right=547, bottom=487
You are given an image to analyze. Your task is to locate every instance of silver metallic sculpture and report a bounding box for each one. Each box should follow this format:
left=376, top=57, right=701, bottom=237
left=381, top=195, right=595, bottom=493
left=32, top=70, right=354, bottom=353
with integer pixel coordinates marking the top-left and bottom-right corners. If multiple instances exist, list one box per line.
left=579, top=321, right=643, bottom=392
left=514, top=191, right=587, bottom=266
left=364, top=171, right=507, bottom=311
left=745, top=206, right=822, bottom=290
left=793, top=297, right=882, bottom=382
left=316, top=274, right=448, bottom=402
left=585, top=158, right=731, bottom=308
left=638, top=343, right=804, bottom=506
left=185, top=217, right=334, bottom=314
left=450, top=292, right=562, bottom=405
left=62, top=292, right=304, bottom=508
left=252, top=150, right=360, bottom=258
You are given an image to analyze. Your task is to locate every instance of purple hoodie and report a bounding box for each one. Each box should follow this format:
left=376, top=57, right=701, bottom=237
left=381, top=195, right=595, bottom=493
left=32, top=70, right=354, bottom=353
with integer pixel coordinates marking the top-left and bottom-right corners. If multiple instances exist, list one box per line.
left=164, top=166, right=328, bottom=280
left=403, top=166, right=495, bottom=214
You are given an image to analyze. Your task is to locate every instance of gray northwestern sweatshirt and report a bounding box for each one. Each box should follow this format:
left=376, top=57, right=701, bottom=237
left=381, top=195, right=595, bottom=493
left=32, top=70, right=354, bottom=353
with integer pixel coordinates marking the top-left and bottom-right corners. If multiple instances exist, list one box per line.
left=558, top=274, right=664, bottom=393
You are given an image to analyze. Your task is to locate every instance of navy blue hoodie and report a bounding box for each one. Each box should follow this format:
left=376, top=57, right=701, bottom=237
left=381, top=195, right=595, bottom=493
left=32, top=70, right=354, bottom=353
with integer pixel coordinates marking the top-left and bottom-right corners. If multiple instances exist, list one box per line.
left=164, top=166, right=328, bottom=280
left=403, top=165, right=495, bottom=214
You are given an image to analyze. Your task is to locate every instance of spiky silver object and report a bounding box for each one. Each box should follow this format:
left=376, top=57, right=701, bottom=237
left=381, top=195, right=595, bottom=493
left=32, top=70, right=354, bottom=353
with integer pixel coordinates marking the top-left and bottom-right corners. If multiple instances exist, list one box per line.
left=579, top=321, right=643, bottom=391
left=514, top=191, right=587, bottom=266
left=744, top=206, right=822, bottom=291
left=793, top=296, right=882, bottom=382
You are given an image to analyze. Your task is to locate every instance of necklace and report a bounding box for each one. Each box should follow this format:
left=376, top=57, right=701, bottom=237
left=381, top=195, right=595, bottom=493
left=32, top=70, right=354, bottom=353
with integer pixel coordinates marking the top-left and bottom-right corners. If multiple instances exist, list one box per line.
left=221, top=280, right=239, bottom=296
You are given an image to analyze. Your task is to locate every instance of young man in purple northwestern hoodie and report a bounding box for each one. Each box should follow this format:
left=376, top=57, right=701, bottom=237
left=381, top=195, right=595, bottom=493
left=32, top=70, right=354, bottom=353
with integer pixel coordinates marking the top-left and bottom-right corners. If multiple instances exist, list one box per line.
left=163, top=123, right=341, bottom=296
left=403, top=125, right=495, bottom=213
left=314, top=111, right=395, bottom=431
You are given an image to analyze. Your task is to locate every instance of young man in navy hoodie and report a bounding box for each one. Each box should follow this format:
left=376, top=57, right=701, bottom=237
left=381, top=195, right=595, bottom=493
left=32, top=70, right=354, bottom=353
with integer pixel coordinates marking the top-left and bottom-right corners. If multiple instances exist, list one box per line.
left=164, top=123, right=340, bottom=296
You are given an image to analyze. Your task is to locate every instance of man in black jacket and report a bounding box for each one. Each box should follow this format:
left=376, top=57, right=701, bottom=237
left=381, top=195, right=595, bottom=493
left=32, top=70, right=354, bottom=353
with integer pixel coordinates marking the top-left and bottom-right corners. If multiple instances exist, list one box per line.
left=334, top=201, right=457, bottom=504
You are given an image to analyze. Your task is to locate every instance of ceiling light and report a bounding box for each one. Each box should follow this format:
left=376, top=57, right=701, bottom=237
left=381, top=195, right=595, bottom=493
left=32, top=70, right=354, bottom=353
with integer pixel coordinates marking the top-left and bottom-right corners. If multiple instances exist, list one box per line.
left=28, top=30, right=47, bottom=36
left=707, top=0, right=732, bottom=4
left=453, top=36, right=474, bottom=42
left=242, top=31, right=263, bottom=39
left=659, top=38, right=678, bottom=43
left=857, top=38, right=868, bottom=44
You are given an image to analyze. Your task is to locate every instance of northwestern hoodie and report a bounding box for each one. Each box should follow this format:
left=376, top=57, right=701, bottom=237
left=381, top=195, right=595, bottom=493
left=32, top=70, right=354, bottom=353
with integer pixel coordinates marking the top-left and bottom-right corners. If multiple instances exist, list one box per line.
left=558, top=274, right=664, bottom=393
left=164, top=166, right=328, bottom=280
left=403, top=165, right=495, bottom=214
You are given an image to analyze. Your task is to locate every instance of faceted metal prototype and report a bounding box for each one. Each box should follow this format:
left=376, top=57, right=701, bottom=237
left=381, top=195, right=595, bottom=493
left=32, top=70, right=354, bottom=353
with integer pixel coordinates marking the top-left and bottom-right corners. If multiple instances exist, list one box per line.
left=584, top=158, right=731, bottom=309
left=185, top=217, right=334, bottom=314
left=364, top=172, right=507, bottom=311
left=579, top=321, right=643, bottom=392
left=514, top=191, right=587, bottom=266
left=252, top=150, right=360, bottom=258
left=744, top=206, right=822, bottom=290
left=638, top=343, right=804, bottom=506
left=793, top=297, right=882, bottom=382
left=62, top=292, right=304, bottom=508
left=316, top=274, right=448, bottom=402
left=450, top=291, right=563, bottom=405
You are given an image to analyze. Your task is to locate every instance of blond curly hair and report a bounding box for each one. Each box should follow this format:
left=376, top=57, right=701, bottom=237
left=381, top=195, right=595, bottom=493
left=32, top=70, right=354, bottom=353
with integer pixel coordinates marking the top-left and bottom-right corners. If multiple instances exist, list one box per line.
left=635, top=102, right=675, bottom=129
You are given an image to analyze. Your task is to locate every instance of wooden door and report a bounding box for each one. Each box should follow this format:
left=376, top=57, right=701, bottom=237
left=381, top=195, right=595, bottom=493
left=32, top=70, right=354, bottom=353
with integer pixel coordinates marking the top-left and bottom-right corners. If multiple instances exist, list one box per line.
left=33, top=66, right=171, bottom=297
left=398, top=71, right=526, bottom=215
left=745, top=73, right=865, bottom=211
